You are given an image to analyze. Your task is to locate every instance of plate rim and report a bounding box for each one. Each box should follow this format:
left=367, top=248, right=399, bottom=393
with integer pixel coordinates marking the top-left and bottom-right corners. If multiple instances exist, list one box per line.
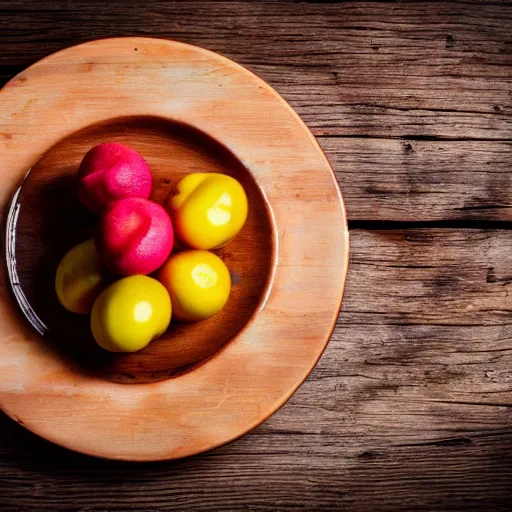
left=0, top=36, right=349, bottom=460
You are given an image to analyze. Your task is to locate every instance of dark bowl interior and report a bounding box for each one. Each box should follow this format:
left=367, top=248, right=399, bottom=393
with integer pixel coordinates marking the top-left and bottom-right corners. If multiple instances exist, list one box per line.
left=7, top=116, right=275, bottom=383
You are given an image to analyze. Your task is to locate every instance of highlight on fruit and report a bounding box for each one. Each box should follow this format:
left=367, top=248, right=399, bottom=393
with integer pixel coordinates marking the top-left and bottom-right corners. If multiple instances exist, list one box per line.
left=55, top=143, right=248, bottom=353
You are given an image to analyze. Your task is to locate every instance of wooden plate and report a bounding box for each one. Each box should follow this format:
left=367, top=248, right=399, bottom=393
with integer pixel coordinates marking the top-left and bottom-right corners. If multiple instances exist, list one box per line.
left=0, top=37, right=348, bottom=460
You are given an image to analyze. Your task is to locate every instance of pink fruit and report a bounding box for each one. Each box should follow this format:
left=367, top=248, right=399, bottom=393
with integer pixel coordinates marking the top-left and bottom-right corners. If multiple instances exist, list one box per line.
left=97, top=198, right=174, bottom=276
left=78, top=142, right=152, bottom=214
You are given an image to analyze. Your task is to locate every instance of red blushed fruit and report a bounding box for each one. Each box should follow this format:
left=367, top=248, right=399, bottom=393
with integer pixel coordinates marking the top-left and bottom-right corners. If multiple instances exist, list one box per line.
left=78, top=142, right=152, bottom=214
left=97, top=198, right=174, bottom=276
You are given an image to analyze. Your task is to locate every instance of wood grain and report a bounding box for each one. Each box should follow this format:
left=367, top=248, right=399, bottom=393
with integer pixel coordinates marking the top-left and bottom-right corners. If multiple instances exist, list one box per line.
left=1, top=229, right=512, bottom=511
left=0, top=1, right=509, bottom=140
left=327, top=138, right=512, bottom=221
left=0, top=0, right=510, bottom=222
left=0, top=0, right=511, bottom=510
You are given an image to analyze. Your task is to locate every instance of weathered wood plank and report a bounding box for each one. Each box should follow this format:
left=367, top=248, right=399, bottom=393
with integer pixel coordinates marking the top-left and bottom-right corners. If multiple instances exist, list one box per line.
left=316, top=229, right=512, bottom=433
left=1, top=229, right=511, bottom=510
left=345, top=229, right=512, bottom=327
left=0, top=411, right=511, bottom=512
left=324, top=138, right=512, bottom=221
left=0, top=1, right=510, bottom=140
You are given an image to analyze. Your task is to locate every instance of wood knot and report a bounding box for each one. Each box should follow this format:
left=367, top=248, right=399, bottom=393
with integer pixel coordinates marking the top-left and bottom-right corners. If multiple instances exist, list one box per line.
left=432, top=437, right=471, bottom=447
left=403, top=142, right=413, bottom=154
left=446, top=35, right=455, bottom=48
left=486, top=267, right=497, bottom=283
left=358, top=450, right=380, bottom=460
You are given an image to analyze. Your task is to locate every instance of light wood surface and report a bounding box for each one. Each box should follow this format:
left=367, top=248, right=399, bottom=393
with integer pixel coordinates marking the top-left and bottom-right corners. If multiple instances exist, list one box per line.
left=0, top=1, right=511, bottom=511
left=0, top=37, right=348, bottom=460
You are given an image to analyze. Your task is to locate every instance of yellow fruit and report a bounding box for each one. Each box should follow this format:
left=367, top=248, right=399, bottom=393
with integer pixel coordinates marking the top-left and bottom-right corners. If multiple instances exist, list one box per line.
left=157, top=250, right=231, bottom=322
left=168, top=173, right=248, bottom=249
left=91, top=275, right=171, bottom=352
left=55, top=239, right=110, bottom=314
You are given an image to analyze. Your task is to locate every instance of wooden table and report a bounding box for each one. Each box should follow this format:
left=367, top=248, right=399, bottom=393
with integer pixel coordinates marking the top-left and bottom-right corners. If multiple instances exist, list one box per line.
left=0, top=1, right=511, bottom=510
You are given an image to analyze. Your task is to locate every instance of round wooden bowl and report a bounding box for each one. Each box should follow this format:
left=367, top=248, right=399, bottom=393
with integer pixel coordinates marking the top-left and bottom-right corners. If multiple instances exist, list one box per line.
left=0, top=37, right=348, bottom=460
